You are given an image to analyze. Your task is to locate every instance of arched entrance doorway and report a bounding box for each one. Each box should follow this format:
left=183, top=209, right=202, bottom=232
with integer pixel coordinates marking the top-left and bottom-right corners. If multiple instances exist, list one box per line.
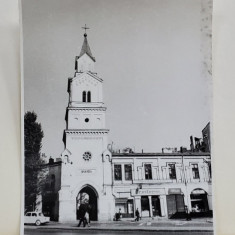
left=190, top=188, right=209, bottom=213
left=76, top=185, right=98, bottom=221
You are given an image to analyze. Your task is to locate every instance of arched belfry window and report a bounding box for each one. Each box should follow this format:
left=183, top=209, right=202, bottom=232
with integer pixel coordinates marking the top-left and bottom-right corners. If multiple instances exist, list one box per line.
left=87, top=91, right=91, bottom=102
left=82, top=91, right=86, bottom=102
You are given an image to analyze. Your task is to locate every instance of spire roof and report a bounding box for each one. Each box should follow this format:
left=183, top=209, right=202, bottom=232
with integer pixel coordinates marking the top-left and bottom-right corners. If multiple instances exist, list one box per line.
left=79, top=33, right=96, bottom=62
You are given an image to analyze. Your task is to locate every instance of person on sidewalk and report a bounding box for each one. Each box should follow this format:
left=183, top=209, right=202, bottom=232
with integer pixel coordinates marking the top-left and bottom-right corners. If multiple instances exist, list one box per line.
left=115, top=212, right=120, bottom=221
left=185, top=205, right=191, bottom=221
left=115, top=208, right=122, bottom=221
left=77, top=204, right=87, bottom=227
left=84, top=211, right=90, bottom=227
left=135, top=208, right=140, bottom=221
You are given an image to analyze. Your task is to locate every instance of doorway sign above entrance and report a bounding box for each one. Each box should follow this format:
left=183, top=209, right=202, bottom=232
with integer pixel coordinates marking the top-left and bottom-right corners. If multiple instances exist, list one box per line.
left=168, top=188, right=182, bottom=195
left=131, top=188, right=165, bottom=196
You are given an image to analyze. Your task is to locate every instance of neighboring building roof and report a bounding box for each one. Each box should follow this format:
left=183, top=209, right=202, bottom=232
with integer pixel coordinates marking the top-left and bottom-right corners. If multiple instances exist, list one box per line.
left=202, top=122, right=210, bottom=133
left=112, top=152, right=210, bottom=158
left=78, top=33, right=96, bottom=62
left=40, top=160, right=62, bottom=168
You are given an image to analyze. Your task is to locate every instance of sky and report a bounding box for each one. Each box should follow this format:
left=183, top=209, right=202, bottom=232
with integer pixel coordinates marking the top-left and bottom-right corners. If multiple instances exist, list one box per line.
left=22, top=0, right=212, bottom=158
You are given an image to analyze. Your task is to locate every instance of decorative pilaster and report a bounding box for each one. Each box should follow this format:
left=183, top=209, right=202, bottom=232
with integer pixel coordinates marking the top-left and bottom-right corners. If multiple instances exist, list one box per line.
left=148, top=196, right=153, bottom=217
left=159, top=195, right=167, bottom=217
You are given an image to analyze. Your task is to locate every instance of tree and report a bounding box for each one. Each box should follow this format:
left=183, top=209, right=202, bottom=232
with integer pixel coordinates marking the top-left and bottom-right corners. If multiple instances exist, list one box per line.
left=24, top=111, right=44, bottom=211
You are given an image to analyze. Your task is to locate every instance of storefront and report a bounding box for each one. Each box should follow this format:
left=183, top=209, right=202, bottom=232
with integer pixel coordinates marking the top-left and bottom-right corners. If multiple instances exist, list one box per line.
left=140, top=195, right=161, bottom=217
left=190, top=188, right=209, bottom=213
left=115, top=198, right=134, bottom=218
left=166, top=188, right=185, bottom=218
left=131, top=188, right=167, bottom=218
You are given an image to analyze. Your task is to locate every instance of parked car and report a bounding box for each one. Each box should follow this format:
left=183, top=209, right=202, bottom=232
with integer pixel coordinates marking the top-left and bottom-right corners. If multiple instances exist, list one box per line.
left=24, top=212, right=50, bottom=226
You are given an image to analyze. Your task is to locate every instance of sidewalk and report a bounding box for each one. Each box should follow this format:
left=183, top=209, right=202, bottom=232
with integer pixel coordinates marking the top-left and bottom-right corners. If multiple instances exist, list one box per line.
left=25, top=217, right=214, bottom=232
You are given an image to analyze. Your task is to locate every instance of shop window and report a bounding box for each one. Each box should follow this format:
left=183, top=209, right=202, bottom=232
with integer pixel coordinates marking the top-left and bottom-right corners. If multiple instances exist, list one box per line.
left=192, top=164, right=199, bottom=179
left=168, top=164, right=176, bottom=179
left=124, top=164, right=132, bottom=180
left=115, top=199, right=134, bottom=218
left=141, top=196, right=150, bottom=217
left=190, top=189, right=209, bottom=212
left=144, top=164, right=152, bottom=180
left=82, top=91, right=86, bottom=102
left=152, top=196, right=161, bottom=216
left=114, top=165, right=122, bottom=181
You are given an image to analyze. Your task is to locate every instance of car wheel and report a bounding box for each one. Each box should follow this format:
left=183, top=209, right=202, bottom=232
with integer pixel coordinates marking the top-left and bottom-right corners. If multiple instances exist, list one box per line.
left=35, top=220, right=41, bottom=226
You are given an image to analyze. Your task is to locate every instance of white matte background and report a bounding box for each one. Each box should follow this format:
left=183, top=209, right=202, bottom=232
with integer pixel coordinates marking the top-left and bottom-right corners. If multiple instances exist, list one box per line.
left=0, top=0, right=234, bottom=234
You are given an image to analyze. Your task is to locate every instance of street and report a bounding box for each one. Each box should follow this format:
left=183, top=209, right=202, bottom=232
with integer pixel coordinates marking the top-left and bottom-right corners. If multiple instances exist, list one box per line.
left=25, top=228, right=213, bottom=235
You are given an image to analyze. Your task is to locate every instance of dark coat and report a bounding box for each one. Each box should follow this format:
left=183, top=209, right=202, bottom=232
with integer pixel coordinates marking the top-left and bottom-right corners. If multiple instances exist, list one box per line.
left=135, top=210, right=140, bottom=217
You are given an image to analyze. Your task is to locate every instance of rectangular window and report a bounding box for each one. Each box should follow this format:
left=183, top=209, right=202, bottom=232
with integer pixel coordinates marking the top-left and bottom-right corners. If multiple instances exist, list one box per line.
left=208, top=163, right=212, bottom=179
left=168, top=164, right=176, bottom=179
left=144, top=164, right=152, bottom=180
left=114, top=164, right=122, bottom=181
left=192, top=164, right=199, bottom=179
left=124, top=164, right=132, bottom=180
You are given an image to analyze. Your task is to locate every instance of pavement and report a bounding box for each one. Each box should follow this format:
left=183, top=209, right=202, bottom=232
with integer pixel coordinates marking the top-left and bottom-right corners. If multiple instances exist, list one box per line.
left=25, top=217, right=214, bottom=232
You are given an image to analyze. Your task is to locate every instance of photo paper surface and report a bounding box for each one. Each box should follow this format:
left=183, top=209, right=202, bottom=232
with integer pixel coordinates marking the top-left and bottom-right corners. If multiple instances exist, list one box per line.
left=22, top=0, right=214, bottom=234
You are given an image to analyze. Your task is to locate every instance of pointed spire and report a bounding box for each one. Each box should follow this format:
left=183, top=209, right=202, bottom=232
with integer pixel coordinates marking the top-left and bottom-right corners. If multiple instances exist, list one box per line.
left=79, top=33, right=96, bottom=62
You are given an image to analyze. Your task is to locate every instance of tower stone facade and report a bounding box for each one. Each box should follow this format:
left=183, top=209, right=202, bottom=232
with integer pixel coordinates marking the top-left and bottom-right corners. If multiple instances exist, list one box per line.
left=58, top=33, right=114, bottom=222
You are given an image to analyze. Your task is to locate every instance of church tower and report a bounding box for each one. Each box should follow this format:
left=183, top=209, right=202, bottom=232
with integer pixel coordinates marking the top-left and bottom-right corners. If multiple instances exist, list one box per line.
left=59, top=29, right=114, bottom=222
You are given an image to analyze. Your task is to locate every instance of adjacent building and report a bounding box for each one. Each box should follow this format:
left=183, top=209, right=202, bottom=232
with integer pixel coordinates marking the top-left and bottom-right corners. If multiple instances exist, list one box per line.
left=112, top=152, right=212, bottom=219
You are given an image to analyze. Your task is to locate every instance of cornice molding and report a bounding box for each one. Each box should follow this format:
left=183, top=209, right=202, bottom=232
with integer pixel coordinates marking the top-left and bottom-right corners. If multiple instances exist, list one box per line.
left=65, top=129, right=109, bottom=135
left=67, top=107, right=107, bottom=112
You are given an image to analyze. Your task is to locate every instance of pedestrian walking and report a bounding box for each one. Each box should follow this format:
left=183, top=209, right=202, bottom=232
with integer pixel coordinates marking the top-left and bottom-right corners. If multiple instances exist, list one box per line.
left=85, top=211, right=90, bottom=227
left=118, top=208, right=122, bottom=220
left=135, top=208, right=140, bottom=221
left=185, top=205, right=191, bottom=221
left=77, top=204, right=87, bottom=227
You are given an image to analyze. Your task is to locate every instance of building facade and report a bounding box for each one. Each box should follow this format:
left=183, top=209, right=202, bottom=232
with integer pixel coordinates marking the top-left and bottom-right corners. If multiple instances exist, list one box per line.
left=112, top=152, right=212, bottom=219
left=41, top=32, right=212, bottom=222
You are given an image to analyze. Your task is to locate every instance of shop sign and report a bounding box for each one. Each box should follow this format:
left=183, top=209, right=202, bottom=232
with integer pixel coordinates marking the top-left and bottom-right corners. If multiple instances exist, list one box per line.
left=191, top=189, right=206, bottom=194
left=168, top=188, right=182, bottom=194
left=131, top=188, right=165, bottom=196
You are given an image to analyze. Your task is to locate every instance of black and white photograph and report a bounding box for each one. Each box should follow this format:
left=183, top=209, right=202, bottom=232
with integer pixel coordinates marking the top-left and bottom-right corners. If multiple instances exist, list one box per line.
left=22, top=0, right=214, bottom=234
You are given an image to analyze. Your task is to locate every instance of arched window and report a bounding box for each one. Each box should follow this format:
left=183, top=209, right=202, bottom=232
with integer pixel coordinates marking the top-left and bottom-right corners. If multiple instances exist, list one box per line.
left=82, top=91, right=86, bottom=102
left=87, top=91, right=91, bottom=102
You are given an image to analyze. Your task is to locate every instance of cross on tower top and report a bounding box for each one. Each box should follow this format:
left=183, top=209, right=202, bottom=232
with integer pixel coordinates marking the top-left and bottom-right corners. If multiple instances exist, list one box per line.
left=82, top=24, right=90, bottom=37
